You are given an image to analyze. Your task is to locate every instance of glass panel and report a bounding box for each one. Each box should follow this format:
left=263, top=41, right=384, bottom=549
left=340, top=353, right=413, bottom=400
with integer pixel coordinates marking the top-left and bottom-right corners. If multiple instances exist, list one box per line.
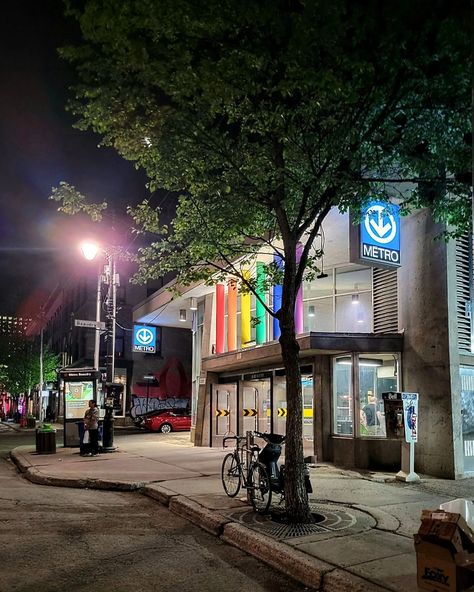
left=241, top=379, right=271, bottom=434
left=335, top=292, right=372, bottom=332
left=461, top=367, right=474, bottom=472
left=213, top=385, right=237, bottom=437
left=335, top=267, right=371, bottom=295
left=304, top=269, right=333, bottom=299
left=303, top=298, right=333, bottom=332
left=333, top=358, right=353, bottom=435
left=273, top=375, right=287, bottom=435
left=359, top=354, right=399, bottom=438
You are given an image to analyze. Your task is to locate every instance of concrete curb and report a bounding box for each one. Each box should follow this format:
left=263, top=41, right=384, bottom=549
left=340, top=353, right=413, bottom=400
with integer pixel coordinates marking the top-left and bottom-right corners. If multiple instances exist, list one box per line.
left=23, top=467, right=144, bottom=491
left=322, top=569, right=391, bottom=592
left=221, top=522, right=331, bottom=589
left=169, top=495, right=231, bottom=536
left=141, top=483, right=179, bottom=506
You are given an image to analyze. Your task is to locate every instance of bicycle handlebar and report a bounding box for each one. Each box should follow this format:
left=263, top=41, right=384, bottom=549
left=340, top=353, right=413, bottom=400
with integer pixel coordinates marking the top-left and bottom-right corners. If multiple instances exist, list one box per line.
left=222, top=435, right=245, bottom=448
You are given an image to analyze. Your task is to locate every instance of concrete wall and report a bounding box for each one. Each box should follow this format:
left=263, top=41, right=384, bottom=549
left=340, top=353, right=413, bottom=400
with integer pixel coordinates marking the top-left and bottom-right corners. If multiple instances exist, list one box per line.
left=399, top=210, right=455, bottom=477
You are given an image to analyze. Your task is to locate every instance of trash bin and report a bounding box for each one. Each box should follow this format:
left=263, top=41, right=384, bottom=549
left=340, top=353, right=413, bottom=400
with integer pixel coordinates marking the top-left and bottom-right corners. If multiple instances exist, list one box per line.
left=76, top=420, right=85, bottom=445
left=35, top=427, right=56, bottom=454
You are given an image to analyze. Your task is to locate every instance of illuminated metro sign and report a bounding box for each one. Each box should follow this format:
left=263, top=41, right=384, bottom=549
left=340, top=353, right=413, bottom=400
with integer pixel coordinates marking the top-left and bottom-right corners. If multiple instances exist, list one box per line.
left=133, top=324, right=157, bottom=353
left=350, top=200, right=401, bottom=269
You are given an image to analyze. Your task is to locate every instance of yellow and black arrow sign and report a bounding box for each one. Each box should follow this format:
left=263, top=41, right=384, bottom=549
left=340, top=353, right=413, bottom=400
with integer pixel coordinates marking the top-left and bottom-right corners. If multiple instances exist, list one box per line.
left=277, top=408, right=287, bottom=417
left=215, top=409, right=230, bottom=417
left=243, top=408, right=257, bottom=417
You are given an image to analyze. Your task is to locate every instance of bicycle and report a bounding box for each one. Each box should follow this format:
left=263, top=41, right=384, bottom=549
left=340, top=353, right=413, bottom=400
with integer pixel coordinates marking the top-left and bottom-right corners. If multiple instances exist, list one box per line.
left=221, top=431, right=313, bottom=515
left=221, top=434, right=272, bottom=513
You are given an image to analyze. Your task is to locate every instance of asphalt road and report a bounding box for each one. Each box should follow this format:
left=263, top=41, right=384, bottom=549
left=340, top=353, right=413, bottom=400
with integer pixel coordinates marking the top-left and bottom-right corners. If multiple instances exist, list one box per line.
left=0, top=430, right=308, bottom=592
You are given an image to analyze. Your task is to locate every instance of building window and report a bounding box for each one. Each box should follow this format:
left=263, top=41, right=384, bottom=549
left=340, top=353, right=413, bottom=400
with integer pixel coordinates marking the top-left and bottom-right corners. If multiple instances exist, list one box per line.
left=304, top=265, right=372, bottom=333
left=333, top=353, right=400, bottom=438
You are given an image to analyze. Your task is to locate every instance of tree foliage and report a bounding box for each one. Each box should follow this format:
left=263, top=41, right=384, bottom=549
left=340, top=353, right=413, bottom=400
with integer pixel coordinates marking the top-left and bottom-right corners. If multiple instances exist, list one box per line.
left=0, top=334, right=59, bottom=396
left=56, top=0, right=471, bottom=522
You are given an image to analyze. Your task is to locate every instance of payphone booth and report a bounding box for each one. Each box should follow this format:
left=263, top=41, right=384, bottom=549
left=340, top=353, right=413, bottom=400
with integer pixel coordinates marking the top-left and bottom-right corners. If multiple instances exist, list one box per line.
left=382, top=391, right=405, bottom=439
left=60, top=368, right=101, bottom=447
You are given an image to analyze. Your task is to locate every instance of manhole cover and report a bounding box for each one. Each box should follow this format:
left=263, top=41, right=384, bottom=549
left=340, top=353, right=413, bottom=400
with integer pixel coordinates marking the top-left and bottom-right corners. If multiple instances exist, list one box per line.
left=227, top=503, right=361, bottom=540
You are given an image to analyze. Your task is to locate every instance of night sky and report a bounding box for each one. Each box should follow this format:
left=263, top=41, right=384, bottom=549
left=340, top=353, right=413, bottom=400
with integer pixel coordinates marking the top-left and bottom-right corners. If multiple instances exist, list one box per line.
left=0, top=1, right=148, bottom=317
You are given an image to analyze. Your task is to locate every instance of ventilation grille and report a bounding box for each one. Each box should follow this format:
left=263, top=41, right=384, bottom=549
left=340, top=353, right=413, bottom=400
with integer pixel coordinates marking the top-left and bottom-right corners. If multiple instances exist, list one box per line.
left=373, top=268, right=398, bottom=333
left=455, top=235, right=472, bottom=354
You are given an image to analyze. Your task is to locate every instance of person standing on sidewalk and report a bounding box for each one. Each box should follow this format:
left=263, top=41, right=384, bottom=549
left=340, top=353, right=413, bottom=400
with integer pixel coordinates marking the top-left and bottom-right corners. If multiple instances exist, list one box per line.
left=83, top=400, right=99, bottom=457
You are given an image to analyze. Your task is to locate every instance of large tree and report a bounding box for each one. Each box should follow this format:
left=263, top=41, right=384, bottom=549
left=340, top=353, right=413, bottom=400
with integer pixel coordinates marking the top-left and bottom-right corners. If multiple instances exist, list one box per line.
left=54, top=0, right=470, bottom=522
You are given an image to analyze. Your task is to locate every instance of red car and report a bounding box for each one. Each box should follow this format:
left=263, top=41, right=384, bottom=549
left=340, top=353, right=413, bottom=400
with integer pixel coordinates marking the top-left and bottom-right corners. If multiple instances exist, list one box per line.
left=142, top=409, right=191, bottom=433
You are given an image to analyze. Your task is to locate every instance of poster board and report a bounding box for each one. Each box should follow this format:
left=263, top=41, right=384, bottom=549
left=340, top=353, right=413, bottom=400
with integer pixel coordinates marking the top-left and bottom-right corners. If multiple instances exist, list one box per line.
left=59, top=368, right=100, bottom=447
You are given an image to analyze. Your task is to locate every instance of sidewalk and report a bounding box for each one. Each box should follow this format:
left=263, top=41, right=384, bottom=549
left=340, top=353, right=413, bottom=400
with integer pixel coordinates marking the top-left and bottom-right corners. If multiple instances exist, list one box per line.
left=9, top=431, right=474, bottom=592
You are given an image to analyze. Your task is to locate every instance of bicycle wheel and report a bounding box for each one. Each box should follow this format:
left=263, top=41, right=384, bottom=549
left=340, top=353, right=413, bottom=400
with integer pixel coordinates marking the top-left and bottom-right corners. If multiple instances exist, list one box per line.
left=248, top=462, right=272, bottom=514
left=221, top=453, right=241, bottom=497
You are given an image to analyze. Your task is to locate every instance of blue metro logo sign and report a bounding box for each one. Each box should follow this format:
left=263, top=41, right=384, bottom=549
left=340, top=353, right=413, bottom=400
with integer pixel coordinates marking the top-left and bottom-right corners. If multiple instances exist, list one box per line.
left=133, top=324, right=157, bottom=353
left=360, top=201, right=400, bottom=267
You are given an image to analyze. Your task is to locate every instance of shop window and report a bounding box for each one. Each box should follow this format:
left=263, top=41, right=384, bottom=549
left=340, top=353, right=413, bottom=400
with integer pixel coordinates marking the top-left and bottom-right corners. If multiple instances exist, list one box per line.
left=333, top=354, right=399, bottom=438
left=358, top=354, right=399, bottom=438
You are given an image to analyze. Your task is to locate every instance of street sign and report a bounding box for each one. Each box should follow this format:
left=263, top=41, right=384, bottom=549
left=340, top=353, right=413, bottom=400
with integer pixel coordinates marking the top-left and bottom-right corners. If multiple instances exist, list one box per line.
left=133, top=324, right=157, bottom=353
left=75, top=319, right=106, bottom=329
left=360, top=201, right=400, bottom=267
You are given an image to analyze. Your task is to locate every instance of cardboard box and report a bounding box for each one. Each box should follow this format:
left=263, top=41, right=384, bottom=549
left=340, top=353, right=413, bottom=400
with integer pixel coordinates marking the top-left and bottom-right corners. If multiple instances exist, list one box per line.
left=415, top=537, right=474, bottom=591
left=415, top=511, right=474, bottom=592
left=418, top=511, right=474, bottom=554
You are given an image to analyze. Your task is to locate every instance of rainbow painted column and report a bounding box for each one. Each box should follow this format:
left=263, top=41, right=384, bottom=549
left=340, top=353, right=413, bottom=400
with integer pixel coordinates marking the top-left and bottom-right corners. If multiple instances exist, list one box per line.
left=241, top=270, right=251, bottom=347
left=227, top=279, right=237, bottom=351
left=255, top=262, right=266, bottom=344
left=295, top=244, right=304, bottom=334
left=215, top=284, right=225, bottom=354
left=273, top=255, right=283, bottom=340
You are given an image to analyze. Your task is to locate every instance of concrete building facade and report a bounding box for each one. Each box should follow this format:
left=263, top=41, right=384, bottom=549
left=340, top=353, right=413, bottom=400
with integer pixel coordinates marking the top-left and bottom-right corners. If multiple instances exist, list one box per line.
left=134, top=206, right=473, bottom=478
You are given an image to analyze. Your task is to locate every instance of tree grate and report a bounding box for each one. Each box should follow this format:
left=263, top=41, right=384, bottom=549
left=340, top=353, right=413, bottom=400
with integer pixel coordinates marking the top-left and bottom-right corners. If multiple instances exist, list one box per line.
left=228, top=503, right=358, bottom=540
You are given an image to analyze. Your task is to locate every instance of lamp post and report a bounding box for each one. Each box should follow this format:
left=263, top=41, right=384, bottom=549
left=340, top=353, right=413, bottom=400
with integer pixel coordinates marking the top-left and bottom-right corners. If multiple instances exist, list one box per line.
left=80, top=241, right=118, bottom=452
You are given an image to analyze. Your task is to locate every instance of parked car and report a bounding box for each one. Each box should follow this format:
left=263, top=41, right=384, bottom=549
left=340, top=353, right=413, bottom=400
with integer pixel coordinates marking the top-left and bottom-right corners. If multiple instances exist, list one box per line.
left=142, top=409, right=191, bottom=433
left=133, top=409, right=164, bottom=429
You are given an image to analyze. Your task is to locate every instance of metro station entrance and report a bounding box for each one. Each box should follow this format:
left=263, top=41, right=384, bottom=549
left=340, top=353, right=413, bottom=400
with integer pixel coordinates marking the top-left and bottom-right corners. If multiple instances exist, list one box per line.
left=210, top=367, right=314, bottom=456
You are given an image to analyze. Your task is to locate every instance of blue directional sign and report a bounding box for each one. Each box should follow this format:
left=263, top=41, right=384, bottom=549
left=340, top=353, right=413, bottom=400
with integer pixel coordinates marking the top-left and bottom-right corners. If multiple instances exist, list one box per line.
left=360, top=201, right=400, bottom=267
left=133, top=324, right=157, bottom=353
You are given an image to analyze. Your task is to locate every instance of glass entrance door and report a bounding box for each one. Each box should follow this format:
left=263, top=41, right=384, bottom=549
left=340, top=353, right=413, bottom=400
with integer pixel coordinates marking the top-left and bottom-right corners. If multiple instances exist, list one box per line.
left=211, top=383, right=237, bottom=447
left=241, top=378, right=271, bottom=435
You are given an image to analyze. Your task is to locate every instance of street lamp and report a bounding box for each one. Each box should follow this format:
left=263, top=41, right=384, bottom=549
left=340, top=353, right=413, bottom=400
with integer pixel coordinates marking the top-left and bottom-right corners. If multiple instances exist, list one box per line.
left=80, top=241, right=118, bottom=452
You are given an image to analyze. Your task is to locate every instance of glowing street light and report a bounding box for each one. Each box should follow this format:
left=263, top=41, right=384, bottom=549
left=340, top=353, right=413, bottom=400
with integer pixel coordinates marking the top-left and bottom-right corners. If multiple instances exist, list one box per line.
left=80, top=241, right=100, bottom=261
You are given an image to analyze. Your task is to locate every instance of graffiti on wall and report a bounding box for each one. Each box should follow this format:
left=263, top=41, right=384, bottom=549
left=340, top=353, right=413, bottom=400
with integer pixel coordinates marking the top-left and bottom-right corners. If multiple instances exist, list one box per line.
left=130, top=357, right=191, bottom=419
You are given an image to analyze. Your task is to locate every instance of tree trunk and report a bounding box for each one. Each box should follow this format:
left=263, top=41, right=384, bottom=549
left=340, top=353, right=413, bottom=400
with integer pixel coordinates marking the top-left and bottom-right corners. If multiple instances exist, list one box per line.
left=279, top=308, right=313, bottom=524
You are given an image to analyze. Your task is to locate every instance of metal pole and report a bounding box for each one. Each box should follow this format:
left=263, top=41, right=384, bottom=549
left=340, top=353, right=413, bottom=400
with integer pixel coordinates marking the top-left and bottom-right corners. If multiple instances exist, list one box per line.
left=102, top=252, right=116, bottom=452
left=105, top=253, right=116, bottom=384
left=94, top=271, right=101, bottom=370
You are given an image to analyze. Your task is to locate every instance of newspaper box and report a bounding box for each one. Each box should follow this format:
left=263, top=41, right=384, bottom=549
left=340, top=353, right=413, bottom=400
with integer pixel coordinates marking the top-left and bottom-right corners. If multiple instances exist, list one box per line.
left=415, top=510, right=474, bottom=591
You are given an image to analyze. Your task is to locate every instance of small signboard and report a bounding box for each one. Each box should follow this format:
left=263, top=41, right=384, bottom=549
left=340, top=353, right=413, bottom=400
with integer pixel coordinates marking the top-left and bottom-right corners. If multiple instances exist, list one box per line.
left=75, top=319, right=106, bottom=330
left=133, top=324, right=158, bottom=353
